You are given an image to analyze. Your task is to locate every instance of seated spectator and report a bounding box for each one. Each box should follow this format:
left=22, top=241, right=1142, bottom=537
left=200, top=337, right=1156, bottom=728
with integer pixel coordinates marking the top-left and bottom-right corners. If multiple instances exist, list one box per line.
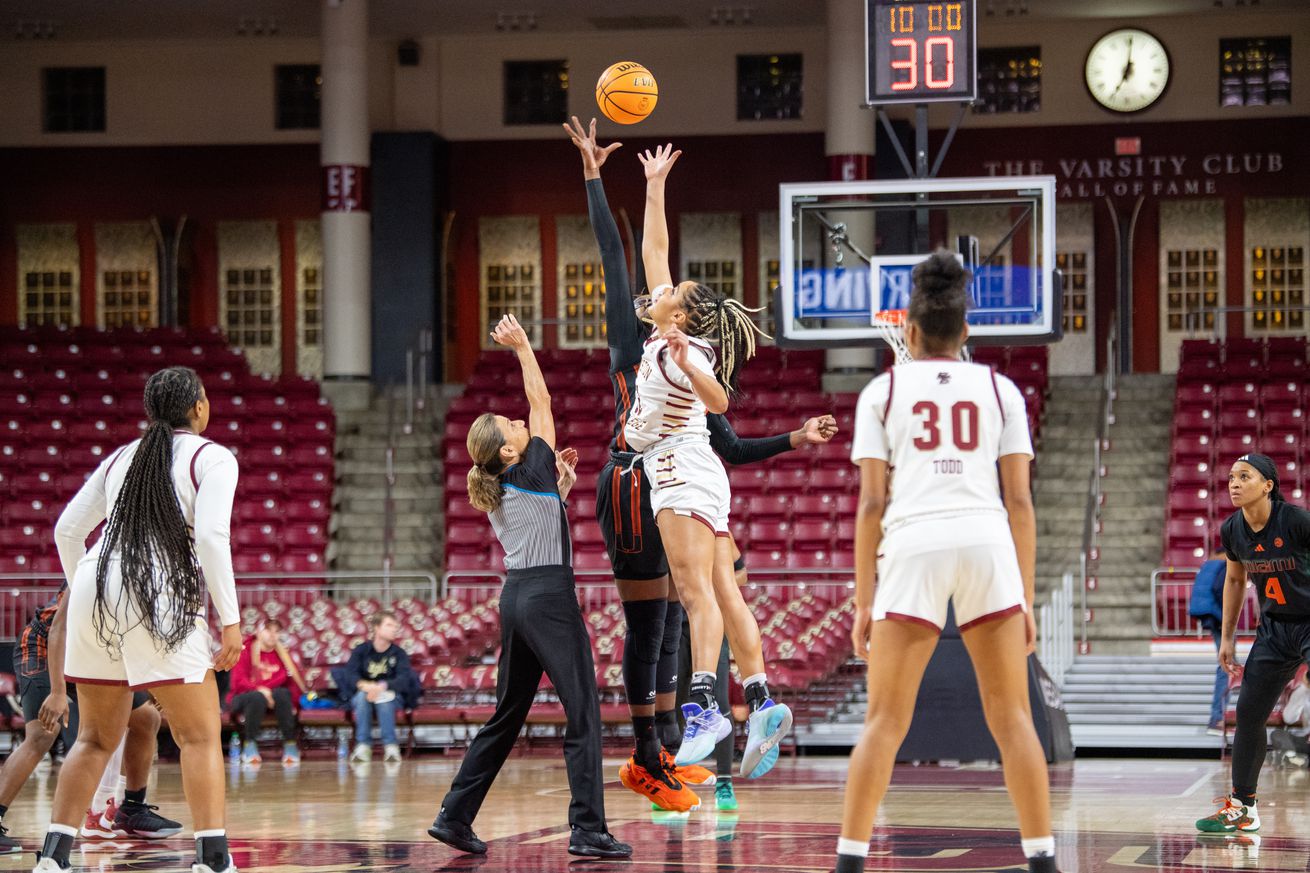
left=343, top=611, right=417, bottom=763
left=1188, top=551, right=1227, bottom=734
left=227, top=618, right=308, bottom=765
left=1272, top=671, right=1310, bottom=767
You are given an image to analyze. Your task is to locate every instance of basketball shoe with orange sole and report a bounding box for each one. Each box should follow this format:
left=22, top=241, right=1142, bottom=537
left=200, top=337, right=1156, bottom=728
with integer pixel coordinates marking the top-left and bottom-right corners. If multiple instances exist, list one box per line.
left=618, top=756, right=700, bottom=812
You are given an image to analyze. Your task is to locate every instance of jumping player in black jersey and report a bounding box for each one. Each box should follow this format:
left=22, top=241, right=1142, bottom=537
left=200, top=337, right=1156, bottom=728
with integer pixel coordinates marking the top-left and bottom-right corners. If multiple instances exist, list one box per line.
left=1196, top=452, right=1310, bottom=835
left=563, top=117, right=837, bottom=811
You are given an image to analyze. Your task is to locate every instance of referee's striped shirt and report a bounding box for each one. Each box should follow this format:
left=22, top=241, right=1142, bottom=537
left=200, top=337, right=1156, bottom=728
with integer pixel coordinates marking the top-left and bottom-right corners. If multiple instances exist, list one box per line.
left=489, top=436, right=571, bottom=570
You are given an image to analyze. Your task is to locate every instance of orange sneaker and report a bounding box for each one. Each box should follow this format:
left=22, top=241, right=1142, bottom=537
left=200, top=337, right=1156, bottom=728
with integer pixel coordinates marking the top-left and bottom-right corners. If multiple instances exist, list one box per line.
left=619, top=756, right=700, bottom=812
left=660, top=748, right=716, bottom=787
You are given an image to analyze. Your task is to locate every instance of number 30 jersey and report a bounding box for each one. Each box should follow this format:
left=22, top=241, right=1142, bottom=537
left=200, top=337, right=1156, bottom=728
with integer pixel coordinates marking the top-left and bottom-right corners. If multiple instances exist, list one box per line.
left=852, top=359, right=1033, bottom=533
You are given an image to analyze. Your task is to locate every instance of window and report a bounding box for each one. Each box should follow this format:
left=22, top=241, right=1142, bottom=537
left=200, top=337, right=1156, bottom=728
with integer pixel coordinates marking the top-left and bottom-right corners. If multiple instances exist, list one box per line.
left=1164, top=248, right=1221, bottom=333
left=559, top=261, right=606, bottom=348
left=504, top=60, right=569, bottom=126
left=737, top=54, right=803, bottom=121
left=224, top=267, right=278, bottom=350
left=686, top=260, right=739, bottom=300
left=484, top=263, right=540, bottom=347
left=43, top=67, right=105, bottom=133
left=301, top=267, right=322, bottom=347
left=1250, top=245, right=1305, bottom=332
left=1221, top=37, right=1291, bottom=107
left=974, top=47, right=1041, bottom=114
left=1056, top=251, right=1089, bottom=334
left=22, top=271, right=76, bottom=327
left=102, top=269, right=155, bottom=328
left=275, top=64, right=321, bottom=129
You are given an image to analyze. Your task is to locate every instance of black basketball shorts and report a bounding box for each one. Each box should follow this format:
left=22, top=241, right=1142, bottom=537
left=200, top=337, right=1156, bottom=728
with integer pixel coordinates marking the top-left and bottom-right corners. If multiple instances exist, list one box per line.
left=595, top=452, right=668, bottom=581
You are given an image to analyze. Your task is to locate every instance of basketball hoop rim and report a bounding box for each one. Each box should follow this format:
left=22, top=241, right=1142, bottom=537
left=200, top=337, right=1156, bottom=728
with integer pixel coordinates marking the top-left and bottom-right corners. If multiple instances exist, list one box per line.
left=872, top=309, right=908, bottom=326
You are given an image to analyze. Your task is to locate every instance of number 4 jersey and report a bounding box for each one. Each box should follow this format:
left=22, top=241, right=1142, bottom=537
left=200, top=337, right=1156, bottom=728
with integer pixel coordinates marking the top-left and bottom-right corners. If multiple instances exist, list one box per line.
left=1221, top=501, right=1310, bottom=618
left=852, top=360, right=1033, bottom=534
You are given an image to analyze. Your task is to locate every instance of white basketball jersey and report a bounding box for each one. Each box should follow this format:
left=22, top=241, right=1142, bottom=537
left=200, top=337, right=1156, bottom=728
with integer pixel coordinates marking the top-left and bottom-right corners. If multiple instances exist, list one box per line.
left=623, top=333, right=716, bottom=452
left=852, top=360, right=1033, bottom=532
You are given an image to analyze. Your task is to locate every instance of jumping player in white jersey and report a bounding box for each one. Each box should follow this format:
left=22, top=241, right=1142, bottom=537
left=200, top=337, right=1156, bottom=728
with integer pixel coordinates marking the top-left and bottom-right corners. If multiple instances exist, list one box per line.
left=34, top=366, right=242, bottom=873
left=834, top=251, right=1055, bottom=873
left=630, top=143, right=793, bottom=774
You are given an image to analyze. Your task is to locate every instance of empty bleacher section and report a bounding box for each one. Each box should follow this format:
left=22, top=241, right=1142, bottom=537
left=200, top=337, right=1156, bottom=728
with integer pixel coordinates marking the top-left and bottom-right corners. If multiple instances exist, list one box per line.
left=0, top=324, right=335, bottom=594
left=1164, top=336, right=1307, bottom=568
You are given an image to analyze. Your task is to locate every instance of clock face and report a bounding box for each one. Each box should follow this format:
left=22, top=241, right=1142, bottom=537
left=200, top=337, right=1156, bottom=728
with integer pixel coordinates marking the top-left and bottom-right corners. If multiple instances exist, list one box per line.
left=1085, top=28, right=1170, bottom=113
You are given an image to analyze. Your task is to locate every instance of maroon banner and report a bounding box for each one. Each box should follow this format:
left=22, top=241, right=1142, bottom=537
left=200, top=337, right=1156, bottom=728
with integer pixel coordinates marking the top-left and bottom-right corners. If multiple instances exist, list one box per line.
left=827, top=153, right=871, bottom=182
left=321, top=164, right=370, bottom=213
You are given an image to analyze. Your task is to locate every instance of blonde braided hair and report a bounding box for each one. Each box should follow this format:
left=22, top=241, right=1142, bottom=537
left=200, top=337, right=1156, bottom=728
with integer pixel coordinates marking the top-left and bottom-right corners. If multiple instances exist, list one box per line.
left=679, top=282, right=769, bottom=393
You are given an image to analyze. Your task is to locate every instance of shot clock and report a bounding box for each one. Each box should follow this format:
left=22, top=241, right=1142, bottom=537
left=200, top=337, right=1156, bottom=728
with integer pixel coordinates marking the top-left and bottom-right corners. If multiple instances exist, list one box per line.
left=865, top=0, right=977, bottom=105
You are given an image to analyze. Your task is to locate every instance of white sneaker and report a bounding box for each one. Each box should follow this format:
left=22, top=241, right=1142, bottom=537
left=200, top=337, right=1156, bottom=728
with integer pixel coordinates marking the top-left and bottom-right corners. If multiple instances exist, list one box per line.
left=674, top=703, right=733, bottom=767
left=741, top=699, right=793, bottom=779
left=349, top=744, right=372, bottom=763
left=384, top=743, right=402, bottom=763
left=33, top=858, right=69, bottom=873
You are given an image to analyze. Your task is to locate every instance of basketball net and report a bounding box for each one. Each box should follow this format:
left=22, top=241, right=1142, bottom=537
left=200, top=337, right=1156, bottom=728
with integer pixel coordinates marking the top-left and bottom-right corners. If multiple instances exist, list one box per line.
left=872, top=309, right=912, bottom=365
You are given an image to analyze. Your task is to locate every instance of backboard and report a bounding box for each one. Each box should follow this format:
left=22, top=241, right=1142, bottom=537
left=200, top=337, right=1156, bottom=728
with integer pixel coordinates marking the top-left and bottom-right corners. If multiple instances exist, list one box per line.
left=776, top=175, right=1060, bottom=348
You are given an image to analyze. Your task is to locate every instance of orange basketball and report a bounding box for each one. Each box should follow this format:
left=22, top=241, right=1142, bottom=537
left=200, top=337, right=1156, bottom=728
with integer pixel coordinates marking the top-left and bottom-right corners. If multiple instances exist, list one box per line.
left=595, top=61, right=658, bottom=124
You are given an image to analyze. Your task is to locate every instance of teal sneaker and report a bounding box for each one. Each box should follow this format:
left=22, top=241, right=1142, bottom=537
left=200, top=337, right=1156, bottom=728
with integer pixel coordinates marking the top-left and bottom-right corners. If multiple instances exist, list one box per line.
left=741, top=699, right=792, bottom=779
left=715, top=778, right=738, bottom=812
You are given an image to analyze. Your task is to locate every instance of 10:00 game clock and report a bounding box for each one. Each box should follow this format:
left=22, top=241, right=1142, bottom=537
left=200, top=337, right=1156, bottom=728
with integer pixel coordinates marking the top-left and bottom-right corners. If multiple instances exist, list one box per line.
left=865, top=0, right=977, bottom=105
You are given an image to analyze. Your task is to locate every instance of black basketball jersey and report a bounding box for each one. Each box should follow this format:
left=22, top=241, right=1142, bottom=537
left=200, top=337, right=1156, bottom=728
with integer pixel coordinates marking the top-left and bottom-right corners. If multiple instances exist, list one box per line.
left=1221, top=501, right=1310, bottom=619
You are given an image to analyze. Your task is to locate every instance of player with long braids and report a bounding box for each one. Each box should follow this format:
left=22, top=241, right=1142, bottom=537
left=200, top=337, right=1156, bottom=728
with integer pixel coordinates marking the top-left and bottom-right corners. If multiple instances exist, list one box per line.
left=564, top=119, right=836, bottom=810
left=627, top=141, right=794, bottom=776
left=33, top=366, right=241, bottom=873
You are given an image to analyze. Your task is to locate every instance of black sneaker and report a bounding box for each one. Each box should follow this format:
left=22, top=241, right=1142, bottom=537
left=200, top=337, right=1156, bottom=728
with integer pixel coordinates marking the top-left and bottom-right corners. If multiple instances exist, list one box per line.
left=1028, top=855, right=1058, bottom=873
left=568, top=828, right=633, bottom=858
left=428, top=812, right=487, bottom=855
left=115, top=802, right=184, bottom=839
left=0, top=822, right=19, bottom=854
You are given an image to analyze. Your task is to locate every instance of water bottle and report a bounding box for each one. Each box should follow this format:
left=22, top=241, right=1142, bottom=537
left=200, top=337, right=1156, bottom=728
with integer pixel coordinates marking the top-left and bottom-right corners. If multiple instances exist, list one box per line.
left=337, top=732, right=349, bottom=760
left=227, top=732, right=239, bottom=761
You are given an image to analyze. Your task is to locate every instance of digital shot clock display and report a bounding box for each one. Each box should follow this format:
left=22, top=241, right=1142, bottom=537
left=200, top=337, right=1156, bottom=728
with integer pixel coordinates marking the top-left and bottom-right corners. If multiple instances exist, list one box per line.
left=865, top=0, right=977, bottom=105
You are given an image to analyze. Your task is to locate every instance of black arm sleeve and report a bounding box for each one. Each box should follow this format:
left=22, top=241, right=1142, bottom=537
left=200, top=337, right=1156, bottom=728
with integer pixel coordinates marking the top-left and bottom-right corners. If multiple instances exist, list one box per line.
left=586, top=178, right=646, bottom=373
left=707, top=414, right=795, bottom=466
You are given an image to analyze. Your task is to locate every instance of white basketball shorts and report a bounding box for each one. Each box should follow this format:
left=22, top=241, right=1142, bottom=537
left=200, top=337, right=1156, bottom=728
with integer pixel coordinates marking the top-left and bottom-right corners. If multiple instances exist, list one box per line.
left=873, top=513, right=1027, bottom=632
left=65, top=557, right=215, bottom=689
left=644, top=440, right=731, bottom=536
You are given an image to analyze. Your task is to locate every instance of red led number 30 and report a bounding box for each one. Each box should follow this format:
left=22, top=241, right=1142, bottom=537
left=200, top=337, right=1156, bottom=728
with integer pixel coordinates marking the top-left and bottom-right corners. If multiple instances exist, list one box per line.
left=889, top=37, right=956, bottom=91
left=911, top=401, right=979, bottom=450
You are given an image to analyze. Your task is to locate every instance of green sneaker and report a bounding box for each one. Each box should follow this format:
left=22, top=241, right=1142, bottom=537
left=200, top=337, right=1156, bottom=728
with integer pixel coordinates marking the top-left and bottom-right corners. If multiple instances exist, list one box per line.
left=715, top=779, right=738, bottom=812
left=1196, top=797, right=1260, bottom=833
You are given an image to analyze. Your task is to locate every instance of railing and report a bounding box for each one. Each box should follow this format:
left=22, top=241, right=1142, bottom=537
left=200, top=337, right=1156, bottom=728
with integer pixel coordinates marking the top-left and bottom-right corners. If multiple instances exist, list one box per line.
left=1075, top=318, right=1117, bottom=653
left=445, top=568, right=856, bottom=613
left=0, top=571, right=441, bottom=641
left=1038, top=573, right=1076, bottom=687
left=1150, top=567, right=1261, bottom=637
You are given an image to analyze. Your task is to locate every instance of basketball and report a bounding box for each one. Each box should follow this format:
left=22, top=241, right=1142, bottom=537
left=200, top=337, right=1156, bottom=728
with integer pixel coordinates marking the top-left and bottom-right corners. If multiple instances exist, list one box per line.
left=595, top=61, right=658, bottom=124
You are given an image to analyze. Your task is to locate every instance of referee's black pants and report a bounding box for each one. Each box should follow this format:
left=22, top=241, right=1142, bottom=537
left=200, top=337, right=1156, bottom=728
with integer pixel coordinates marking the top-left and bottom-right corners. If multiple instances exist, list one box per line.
left=1232, top=616, right=1310, bottom=798
left=440, top=566, right=607, bottom=833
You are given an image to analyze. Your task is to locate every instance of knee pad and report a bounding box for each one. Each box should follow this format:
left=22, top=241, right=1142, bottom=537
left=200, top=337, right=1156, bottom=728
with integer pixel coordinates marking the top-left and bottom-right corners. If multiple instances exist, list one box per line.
left=621, top=598, right=666, bottom=706
left=656, top=601, right=684, bottom=694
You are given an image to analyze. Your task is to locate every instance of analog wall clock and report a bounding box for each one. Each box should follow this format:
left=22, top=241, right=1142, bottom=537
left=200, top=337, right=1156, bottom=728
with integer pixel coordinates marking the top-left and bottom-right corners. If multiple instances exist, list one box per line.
left=1085, top=28, right=1170, bottom=113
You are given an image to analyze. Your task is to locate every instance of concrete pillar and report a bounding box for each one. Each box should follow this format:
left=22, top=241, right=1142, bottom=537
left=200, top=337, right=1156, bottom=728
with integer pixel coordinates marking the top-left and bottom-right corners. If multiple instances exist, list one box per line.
left=320, top=0, right=373, bottom=411
left=824, top=0, right=879, bottom=391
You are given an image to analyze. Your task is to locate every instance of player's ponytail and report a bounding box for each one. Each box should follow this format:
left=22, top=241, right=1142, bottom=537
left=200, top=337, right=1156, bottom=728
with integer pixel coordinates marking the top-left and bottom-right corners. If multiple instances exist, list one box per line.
left=682, top=283, right=769, bottom=394
left=94, top=366, right=206, bottom=654
left=466, top=413, right=507, bottom=513
left=908, top=249, right=972, bottom=354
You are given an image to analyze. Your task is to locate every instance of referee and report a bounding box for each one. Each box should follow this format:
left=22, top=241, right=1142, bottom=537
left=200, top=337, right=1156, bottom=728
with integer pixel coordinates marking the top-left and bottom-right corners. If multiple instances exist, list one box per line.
left=428, top=314, right=631, bottom=860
